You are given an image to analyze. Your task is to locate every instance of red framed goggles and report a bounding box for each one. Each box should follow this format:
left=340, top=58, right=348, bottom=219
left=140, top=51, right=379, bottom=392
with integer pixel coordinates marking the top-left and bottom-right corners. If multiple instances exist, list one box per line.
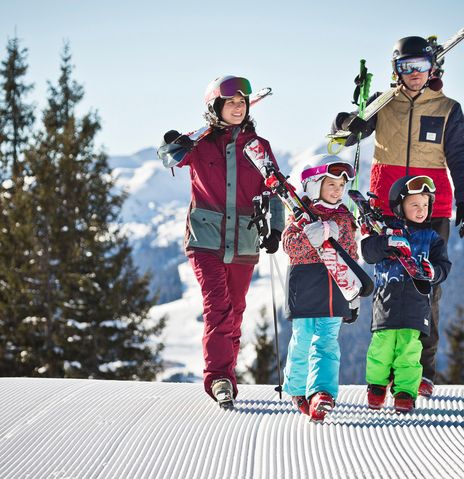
left=218, top=77, right=252, bottom=98
left=396, top=57, right=432, bottom=75
left=301, top=162, right=356, bottom=183
left=405, top=176, right=436, bottom=194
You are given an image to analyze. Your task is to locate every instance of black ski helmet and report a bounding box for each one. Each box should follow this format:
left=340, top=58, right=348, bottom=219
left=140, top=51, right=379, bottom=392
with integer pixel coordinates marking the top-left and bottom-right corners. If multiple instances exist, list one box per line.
left=392, top=36, right=433, bottom=61
left=389, top=175, right=436, bottom=220
left=392, top=36, right=434, bottom=76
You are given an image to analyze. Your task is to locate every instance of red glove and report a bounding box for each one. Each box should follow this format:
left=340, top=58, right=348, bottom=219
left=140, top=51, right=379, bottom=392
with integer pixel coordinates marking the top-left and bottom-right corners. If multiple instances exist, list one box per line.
left=421, top=257, right=435, bottom=281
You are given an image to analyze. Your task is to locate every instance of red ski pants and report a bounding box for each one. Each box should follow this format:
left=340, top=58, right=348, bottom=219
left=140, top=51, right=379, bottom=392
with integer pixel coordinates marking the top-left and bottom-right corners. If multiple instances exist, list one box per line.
left=189, top=252, right=255, bottom=399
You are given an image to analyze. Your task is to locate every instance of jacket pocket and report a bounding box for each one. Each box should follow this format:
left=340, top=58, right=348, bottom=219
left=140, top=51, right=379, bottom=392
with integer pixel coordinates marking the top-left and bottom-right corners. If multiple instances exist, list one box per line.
left=187, top=208, right=223, bottom=250
left=237, top=215, right=259, bottom=255
left=419, top=116, right=445, bottom=143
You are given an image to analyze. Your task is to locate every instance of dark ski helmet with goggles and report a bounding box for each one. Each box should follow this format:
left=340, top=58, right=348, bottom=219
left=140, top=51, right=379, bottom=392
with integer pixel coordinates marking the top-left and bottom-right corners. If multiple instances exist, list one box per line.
left=389, top=175, right=436, bottom=221
left=204, top=75, right=251, bottom=126
left=391, top=36, right=438, bottom=89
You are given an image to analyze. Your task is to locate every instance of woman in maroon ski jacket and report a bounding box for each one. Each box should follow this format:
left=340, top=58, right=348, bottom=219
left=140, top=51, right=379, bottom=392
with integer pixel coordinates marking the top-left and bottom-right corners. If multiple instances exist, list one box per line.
left=158, top=76, right=284, bottom=406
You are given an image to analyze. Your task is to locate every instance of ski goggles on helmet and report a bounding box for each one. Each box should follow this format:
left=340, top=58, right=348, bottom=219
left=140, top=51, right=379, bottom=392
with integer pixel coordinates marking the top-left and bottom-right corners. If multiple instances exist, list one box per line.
left=395, top=57, right=432, bottom=75
left=217, top=77, right=252, bottom=98
left=404, top=176, right=436, bottom=194
left=301, top=162, right=356, bottom=183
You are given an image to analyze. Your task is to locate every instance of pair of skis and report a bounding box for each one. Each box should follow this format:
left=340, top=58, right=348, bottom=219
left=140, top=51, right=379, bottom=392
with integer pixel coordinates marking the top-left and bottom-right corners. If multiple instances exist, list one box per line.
left=348, top=189, right=432, bottom=295
left=244, top=139, right=374, bottom=302
left=328, top=26, right=464, bottom=142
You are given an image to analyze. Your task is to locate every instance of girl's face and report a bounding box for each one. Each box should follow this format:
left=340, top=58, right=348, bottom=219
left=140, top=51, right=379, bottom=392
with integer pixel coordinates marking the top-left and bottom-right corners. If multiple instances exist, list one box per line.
left=221, top=93, right=247, bottom=125
left=319, top=176, right=346, bottom=204
left=402, top=193, right=430, bottom=223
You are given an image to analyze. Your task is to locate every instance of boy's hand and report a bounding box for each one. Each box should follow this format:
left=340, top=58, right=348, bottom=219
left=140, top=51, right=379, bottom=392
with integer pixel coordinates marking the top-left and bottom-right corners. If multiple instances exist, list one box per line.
left=387, top=235, right=411, bottom=257
left=421, top=257, right=435, bottom=281
left=303, top=220, right=339, bottom=248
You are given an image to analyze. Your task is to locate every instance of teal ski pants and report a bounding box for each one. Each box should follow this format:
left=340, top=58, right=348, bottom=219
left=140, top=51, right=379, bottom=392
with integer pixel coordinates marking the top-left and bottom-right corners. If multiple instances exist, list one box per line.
left=283, top=316, right=342, bottom=400
left=366, top=329, right=423, bottom=399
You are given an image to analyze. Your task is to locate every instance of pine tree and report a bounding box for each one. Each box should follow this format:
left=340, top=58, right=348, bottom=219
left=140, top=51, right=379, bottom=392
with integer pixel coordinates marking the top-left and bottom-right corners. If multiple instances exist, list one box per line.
left=0, top=37, right=37, bottom=375
left=0, top=37, right=34, bottom=179
left=247, top=307, right=276, bottom=384
left=18, top=43, right=164, bottom=380
left=437, top=305, right=464, bottom=384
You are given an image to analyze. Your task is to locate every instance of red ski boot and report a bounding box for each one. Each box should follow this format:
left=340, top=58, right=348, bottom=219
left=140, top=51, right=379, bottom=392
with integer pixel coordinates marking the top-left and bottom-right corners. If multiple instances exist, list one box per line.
left=309, top=392, right=334, bottom=423
left=291, top=396, right=310, bottom=415
left=394, top=392, right=415, bottom=413
left=367, top=384, right=387, bottom=410
left=418, top=377, right=434, bottom=398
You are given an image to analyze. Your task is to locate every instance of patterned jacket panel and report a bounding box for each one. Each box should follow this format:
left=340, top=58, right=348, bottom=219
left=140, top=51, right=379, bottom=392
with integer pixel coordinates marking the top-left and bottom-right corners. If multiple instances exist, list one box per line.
left=283, top=200, right=358, bottom=265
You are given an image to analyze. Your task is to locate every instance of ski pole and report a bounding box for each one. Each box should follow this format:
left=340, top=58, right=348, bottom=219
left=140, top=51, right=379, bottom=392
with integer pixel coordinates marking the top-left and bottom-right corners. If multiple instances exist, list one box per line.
left=352, top=59, right=372, bottom=190
left=269, top=253, right=283, bottom=399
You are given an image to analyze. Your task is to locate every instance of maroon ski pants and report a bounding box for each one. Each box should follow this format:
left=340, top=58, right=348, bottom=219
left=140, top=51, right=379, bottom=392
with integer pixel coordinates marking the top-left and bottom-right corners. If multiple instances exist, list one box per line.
left=189, top=252, right=255, bottom=399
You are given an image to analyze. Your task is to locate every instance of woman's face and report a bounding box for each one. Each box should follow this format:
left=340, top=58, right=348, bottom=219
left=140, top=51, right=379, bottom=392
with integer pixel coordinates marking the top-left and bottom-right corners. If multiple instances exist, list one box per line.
left=221, top=93, right=247, bottom=125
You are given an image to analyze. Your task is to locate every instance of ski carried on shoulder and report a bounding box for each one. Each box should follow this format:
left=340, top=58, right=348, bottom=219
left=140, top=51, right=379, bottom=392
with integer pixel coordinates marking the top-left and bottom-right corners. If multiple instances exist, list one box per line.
left=348, top=189, right=431, bottom=295
left=329, top=26, right=464, bottom=141
left=188, top=87, right=272, bottom=143
left=244, top=139, right=374, bottom=301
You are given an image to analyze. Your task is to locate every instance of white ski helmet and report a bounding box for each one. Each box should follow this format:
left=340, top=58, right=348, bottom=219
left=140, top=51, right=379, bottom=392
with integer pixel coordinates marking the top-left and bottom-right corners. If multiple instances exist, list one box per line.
left=300, top=155, right=356, bottom=201
left=204, top=75, right=252, bottom=125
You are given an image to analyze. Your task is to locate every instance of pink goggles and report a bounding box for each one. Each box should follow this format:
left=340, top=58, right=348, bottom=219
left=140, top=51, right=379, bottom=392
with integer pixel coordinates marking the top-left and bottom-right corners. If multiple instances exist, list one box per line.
left=301, top=162, right=356, bottom=183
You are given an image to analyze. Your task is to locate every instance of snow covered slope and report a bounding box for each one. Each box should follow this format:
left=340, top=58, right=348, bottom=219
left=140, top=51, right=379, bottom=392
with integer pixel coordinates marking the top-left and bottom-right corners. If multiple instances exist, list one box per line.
left=0, top=378, right=462, bottom=479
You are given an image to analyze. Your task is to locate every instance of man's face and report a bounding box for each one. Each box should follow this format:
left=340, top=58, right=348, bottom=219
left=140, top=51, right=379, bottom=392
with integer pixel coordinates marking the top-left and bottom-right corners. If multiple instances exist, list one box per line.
left=401, top=69, right=430, bottom=92
left=396, top=56, right=432, bottom=92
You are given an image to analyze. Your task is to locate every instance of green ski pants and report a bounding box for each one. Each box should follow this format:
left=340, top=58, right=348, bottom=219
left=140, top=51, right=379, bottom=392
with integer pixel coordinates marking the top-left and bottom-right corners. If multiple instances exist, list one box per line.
left=366, top=329, right=423, bottom=399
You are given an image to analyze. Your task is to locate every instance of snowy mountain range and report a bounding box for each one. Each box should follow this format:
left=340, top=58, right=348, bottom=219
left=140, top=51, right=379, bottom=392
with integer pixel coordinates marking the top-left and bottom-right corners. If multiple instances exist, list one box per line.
left=108, top=139, right=464, bottom=385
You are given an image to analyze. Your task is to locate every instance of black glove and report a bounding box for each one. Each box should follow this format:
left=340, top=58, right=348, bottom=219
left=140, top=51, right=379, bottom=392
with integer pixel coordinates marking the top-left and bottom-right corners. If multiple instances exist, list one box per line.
left=343, top=298, right=359, bottom=324
left=343, top=307, right=359, bottom=324
left=456, top=202, right=464, bottom=227
left=341, top=114, right=369, bottom=136
left=260, top=229, right=281, bottom=254
left=163, top=130, right=195, bottom=151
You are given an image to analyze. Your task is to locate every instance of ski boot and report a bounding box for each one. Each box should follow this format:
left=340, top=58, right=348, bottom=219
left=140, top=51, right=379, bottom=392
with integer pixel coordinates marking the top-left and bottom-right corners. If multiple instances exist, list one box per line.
left=291, top=396, right=310, bottom=416
left=367, top=384, right=387, bottom=410
left=309, top=391, right=334, bottom=423
left=418, top=377, right=434, bottom=398
left=211, top=378, right=234, bottom=409
left=394, top=392, right=415, bottom=413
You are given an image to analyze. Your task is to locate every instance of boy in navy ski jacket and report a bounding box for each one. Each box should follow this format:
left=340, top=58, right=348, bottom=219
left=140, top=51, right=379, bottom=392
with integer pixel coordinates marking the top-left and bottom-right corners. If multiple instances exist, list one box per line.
left=361, top=176, right=451, bottom=413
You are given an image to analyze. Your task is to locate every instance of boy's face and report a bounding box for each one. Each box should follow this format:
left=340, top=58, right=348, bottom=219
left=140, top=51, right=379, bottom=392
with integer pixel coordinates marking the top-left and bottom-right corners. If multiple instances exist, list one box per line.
left=320, top=177, right=346, bottom=204
left=402, top=193, right=430, bottom=223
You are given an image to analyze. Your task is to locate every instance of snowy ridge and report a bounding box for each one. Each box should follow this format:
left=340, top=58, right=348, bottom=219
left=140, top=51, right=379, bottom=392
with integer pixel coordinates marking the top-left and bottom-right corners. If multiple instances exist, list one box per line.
left=0, top=378, right=463, bottom=479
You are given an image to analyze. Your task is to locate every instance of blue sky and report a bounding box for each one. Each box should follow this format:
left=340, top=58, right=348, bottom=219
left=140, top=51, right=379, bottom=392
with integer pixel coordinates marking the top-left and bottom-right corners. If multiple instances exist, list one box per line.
left=1, top=0, right=463, bottom=156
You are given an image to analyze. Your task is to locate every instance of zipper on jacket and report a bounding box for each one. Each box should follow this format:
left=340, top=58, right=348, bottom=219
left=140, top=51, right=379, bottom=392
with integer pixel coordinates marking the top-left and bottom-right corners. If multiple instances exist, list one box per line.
left=405, top=92, right=422, bottom=175
left=328, top=270, right=334, bottom=317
